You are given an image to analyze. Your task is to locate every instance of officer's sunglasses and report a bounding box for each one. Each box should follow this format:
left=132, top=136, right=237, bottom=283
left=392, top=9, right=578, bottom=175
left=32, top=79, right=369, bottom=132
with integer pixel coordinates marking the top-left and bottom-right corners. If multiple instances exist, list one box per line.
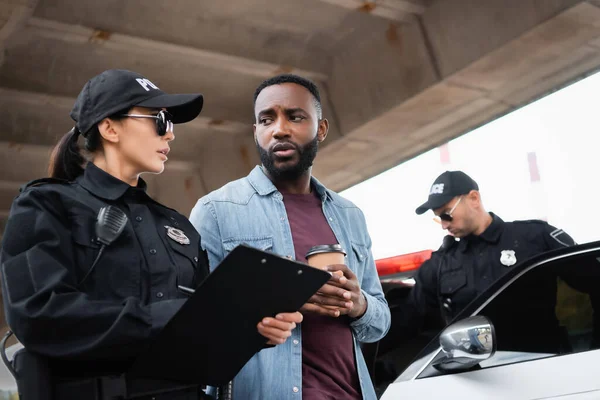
left=435, top=196, right=463, bottom=223
left=120, top=110, right=174, bottom=136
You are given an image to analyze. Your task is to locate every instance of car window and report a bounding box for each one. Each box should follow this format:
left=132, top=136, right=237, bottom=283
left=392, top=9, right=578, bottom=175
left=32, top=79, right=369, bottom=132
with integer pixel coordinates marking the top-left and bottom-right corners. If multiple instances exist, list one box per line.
left=411, top=247, right=600, bottom=380
left=475, top=250, right=600, bottom=366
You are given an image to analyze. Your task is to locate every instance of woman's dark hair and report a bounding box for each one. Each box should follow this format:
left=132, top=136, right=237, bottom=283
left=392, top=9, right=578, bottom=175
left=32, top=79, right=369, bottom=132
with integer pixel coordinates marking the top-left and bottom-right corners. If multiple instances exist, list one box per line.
left=48, top=110, right=128, bottom=181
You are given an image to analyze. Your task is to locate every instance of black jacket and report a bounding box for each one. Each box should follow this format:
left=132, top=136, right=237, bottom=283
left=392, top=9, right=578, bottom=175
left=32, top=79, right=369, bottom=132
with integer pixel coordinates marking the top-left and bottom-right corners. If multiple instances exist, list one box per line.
left=1, top=163, right=209, bottom=377
left=411, top=213, right=576, bottom=324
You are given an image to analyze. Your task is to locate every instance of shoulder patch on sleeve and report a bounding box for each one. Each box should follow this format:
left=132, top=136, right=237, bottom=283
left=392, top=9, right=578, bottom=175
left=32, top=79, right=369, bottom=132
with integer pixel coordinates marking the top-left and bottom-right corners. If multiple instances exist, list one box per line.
left=548, top=228, right=577, bottom=247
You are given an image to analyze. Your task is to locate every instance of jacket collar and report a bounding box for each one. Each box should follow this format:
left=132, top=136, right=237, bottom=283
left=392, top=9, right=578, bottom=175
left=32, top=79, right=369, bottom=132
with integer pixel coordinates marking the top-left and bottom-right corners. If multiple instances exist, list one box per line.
left=78, top=162, right=148, bottom=201
left=247, top=165, right=333, bottom=201
left=459, top=212, right=504, bottom=252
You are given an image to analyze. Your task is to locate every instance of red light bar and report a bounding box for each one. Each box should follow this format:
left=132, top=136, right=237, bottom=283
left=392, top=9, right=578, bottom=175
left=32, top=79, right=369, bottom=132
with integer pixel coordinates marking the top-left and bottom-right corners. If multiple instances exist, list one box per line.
left=375, top=250, right=433, bottom=277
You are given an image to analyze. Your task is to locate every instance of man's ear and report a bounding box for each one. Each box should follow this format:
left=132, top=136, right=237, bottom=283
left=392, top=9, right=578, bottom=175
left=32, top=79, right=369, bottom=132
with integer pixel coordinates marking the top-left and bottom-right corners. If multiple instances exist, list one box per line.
left=98, top=118, right=120, bottom=144
left=468, top=190, right=482, bottom=208
left=317, top=118, right=329, bottom=143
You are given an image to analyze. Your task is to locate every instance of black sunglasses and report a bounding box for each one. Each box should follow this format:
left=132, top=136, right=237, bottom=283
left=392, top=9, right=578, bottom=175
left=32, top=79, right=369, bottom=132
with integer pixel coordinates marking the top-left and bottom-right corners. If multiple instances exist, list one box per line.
left=120, top=110, right=174, bottom=136
left=436, top=196, right=463, bottom=223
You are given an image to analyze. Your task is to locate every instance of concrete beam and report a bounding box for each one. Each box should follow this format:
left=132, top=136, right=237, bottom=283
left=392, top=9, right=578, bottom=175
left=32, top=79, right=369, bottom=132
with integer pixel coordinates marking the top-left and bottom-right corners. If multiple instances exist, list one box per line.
left=0, top=1, right=37, bottom=42
left=320, top=0, right=600, bottom=192
left=446, top=2, right=600, bottom=93
left=195, top=131, right=260, bottom=194
left=0, top=180, right=20, bottom=216
left=317, top=0, right=425, bottom=21
left=421, top=0, right=583, bottom=78
left=0, top=141, right=51, bottom=183
left=0, top=87, right=248, bottom=136
left=329, top=14, right=439, bottom=136
left=0, top=141, right=198, bottom=183
left=0, top=0, right=39, bottom=68
left=0, top=87, right=250, bottom=166
left=0, top=23, right=338, bottom=126
left=26, top=17, right=328, bottom=82
left=31, top=0, right=335, bottom=75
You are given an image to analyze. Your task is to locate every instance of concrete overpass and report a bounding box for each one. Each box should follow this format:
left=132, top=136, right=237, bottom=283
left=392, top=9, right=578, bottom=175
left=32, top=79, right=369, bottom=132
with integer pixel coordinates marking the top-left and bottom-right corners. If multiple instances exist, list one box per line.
left=0, top=0, right=600, bottom=336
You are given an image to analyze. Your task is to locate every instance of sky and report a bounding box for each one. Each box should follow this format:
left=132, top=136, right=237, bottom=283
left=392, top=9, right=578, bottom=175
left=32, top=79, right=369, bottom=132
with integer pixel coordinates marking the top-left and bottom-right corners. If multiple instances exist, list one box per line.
left=340, top=70, right=600, bottom=260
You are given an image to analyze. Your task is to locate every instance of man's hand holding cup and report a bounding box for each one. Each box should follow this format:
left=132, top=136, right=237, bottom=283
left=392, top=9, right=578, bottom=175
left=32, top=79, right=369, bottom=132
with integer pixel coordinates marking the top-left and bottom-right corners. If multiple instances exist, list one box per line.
left=301, top=245, right=366, bottom=319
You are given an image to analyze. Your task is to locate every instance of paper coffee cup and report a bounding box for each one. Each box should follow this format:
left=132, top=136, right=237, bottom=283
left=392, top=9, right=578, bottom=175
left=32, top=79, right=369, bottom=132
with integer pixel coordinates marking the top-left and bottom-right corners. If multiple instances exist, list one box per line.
left=306, top=245, right=348, bottom=311
left=305, top=244, right=346, bottom=273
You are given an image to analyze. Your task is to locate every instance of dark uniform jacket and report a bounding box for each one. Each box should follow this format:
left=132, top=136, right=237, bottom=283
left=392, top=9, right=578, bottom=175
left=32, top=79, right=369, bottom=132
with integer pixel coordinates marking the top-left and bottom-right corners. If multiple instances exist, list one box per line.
left=412, top=213, right=576, bottom=325
left=394, top=212, right=597, bottom=357
left=1, top=163, right=209, bottom=377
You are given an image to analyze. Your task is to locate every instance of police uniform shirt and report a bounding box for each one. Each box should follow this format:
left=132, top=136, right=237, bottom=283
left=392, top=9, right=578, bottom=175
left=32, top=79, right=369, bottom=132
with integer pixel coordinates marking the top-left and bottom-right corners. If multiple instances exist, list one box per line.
left=412, top=212, right=576, bottom=322
left=0, top=162, right=209, bottom=375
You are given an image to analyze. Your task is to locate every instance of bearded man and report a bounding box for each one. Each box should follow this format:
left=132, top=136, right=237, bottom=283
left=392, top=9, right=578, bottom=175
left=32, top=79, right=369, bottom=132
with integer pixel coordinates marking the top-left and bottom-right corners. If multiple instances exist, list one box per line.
left=190, top=74, right=390, bottom=400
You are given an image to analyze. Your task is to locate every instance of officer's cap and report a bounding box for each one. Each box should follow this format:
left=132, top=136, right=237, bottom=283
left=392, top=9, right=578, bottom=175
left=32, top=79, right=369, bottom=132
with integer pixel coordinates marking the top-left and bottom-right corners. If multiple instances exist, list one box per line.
left=415, top=171, right=479, bottom=215
left=70, top=69, right=203, bottom=135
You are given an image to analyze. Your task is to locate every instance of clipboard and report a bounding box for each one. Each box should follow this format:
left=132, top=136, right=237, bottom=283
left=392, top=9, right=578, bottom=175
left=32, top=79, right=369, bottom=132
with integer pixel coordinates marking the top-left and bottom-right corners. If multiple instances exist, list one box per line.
left=127, top=244, right=331, bottom=385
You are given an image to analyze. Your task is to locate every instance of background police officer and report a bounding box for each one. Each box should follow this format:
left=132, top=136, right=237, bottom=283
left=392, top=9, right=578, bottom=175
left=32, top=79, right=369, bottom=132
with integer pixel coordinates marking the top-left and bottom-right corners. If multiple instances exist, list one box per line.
left=374, top=171, right=600, bottom=392
left=411, top=170, right=577, bottom=325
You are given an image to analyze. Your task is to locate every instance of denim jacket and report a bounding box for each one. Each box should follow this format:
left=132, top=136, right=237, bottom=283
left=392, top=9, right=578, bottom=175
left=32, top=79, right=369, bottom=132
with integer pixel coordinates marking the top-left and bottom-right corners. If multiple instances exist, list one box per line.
left=189, top=166, right=390, bottom=400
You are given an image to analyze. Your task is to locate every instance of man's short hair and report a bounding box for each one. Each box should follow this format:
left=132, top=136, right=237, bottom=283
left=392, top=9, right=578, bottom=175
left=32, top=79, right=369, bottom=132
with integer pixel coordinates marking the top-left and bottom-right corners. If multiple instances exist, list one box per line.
left=253, top=74, right=323, bottom=119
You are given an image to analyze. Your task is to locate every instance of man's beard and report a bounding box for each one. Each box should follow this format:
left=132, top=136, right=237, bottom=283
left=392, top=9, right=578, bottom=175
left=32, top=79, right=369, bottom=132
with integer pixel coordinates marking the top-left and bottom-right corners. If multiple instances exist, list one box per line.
left=257, top=135, right=319, bottom=181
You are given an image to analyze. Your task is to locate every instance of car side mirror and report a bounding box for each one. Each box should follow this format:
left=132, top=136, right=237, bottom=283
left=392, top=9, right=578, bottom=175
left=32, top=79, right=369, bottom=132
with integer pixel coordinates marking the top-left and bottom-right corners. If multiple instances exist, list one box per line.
left=432, top=315, right=496, bottom=372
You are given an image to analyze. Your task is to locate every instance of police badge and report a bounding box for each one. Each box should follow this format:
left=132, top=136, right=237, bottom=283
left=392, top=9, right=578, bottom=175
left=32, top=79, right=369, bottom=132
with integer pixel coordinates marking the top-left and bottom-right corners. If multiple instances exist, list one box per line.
left=500, top=250, right=517, bottom=267
left=164, top=225, right=190, bottom=245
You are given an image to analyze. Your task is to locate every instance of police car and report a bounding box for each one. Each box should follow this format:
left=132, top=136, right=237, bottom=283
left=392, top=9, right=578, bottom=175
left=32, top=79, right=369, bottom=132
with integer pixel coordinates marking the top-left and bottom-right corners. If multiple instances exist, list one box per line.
left=376, top=240, right=600, bottom=399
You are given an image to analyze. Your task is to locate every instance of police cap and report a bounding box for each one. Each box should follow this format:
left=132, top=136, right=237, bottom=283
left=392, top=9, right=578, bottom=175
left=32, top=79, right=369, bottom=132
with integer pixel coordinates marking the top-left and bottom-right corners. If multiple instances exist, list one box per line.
left=415, top=171, right=479, bottom=215
left=70, top=69, right=204, bottom=135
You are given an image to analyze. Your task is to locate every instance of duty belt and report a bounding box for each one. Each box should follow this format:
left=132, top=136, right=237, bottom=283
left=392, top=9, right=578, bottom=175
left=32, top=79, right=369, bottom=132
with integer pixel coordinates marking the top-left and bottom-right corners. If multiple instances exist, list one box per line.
left=53, top=375, right=206, bottom=400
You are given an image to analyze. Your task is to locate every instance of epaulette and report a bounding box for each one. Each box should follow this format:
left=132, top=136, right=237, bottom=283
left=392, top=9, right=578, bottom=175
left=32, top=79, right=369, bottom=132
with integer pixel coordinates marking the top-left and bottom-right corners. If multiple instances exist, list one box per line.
left=512, top=218, right=547, bottom=225
left=20, top=177, right=70, bottom=193
left=510, top=219, right=550, bottom=230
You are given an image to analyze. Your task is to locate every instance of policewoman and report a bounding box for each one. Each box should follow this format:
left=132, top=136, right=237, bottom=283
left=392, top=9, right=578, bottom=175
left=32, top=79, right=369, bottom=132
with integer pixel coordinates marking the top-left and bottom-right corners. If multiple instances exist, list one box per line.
left=0, top=69, right=300, bottom=399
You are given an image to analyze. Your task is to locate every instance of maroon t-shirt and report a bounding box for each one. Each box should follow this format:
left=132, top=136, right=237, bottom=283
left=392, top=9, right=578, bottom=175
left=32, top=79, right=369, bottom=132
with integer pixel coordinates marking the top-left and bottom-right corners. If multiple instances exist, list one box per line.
left=282, top=189, right=362, bottom=400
